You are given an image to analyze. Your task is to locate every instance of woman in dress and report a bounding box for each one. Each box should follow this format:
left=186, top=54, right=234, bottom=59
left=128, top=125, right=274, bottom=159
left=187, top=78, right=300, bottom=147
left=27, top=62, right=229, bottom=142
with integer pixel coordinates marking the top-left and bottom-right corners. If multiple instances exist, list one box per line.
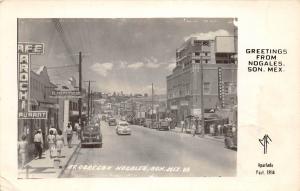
left=47, top=130, right=56, bottom=158
left=18, top=135, right=27, bottom=168
left=56, top=130, right=64, bottom=158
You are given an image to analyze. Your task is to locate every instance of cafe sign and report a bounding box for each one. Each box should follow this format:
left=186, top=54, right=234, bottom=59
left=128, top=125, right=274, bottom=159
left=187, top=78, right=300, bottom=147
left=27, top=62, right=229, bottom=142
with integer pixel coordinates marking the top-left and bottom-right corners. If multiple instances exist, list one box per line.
left=18, top=42, right=48, bottom=119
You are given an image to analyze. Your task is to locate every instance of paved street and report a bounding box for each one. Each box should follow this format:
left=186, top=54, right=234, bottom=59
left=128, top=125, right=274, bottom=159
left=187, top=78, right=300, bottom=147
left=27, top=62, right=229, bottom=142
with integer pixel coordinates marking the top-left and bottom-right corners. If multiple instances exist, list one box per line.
left=61, top=120, right=236, bottom=177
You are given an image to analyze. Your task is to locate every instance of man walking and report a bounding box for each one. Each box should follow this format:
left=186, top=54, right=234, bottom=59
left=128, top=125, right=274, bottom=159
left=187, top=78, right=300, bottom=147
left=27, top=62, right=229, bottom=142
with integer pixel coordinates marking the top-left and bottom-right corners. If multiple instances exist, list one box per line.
left=34, top=129, right=43, bottom=159
left=75, top=121, right=81, bottom=139
left=65, top=123, right=73, bottom=148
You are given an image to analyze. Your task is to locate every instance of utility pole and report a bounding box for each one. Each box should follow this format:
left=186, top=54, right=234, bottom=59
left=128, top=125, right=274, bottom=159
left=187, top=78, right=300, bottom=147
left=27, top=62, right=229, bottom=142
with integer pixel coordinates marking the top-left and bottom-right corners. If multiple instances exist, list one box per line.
left=151, top=83, right=154, bottom=127
left=78, top=52, right=82, bottom=124
left=90, top=90, right=93, bottom=116
left=200, top=45, right=205, bottom=137
left=87, top=81, right=91, bottom=122
left=85, top=80, right=95, bottom=123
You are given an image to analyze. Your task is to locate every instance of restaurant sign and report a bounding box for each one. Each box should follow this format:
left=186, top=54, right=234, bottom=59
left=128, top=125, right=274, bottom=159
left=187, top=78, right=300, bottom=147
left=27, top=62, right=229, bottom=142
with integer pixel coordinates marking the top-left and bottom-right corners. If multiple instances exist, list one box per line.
left=18, top=42, right=48, bottom=119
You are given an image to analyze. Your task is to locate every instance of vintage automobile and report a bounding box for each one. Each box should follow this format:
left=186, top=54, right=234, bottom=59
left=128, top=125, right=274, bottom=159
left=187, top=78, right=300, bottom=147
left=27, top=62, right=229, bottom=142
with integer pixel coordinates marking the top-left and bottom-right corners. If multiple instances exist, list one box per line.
left=81, top=124, right=103, bottom=148
left=157, top=120, right=170, bottom=131
left=101, top=115, right=107, bottom=121
left=224, top=124, right=237, bottom=150
left=108, top=118, right=117, bottom=126
left=116, top=121, right=131, bottom=135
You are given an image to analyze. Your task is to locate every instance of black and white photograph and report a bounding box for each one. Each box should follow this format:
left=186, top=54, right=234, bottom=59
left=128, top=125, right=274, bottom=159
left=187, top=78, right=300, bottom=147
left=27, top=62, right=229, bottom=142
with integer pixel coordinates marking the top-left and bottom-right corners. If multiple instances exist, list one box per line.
left=17, top=18, right=238, bottom=178
left=1, top=1, right=300, bottom=191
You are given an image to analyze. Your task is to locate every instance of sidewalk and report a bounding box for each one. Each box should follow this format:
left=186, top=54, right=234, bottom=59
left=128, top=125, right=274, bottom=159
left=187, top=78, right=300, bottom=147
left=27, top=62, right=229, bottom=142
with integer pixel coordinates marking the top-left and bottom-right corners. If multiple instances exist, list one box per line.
left=18, top=132, right=80, bottom=179
left=170, top=127, right=225, bottom=143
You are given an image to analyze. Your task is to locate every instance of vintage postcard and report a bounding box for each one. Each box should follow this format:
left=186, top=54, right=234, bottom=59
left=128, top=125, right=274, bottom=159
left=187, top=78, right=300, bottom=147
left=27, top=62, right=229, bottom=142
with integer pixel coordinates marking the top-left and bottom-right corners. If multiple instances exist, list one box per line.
left=0, top=1, right=299, bottom=191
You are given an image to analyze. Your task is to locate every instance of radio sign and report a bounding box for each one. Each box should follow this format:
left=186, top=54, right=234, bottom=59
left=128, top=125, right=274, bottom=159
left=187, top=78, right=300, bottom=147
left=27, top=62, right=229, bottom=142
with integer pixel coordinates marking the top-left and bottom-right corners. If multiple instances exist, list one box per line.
left=18, top=42, right=47, bottom=119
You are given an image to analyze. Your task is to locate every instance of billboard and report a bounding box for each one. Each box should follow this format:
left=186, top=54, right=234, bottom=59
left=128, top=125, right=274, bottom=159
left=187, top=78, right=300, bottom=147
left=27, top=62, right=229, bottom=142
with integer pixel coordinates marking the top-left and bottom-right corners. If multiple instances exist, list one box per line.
left=50, top=90, right=82, bottom=98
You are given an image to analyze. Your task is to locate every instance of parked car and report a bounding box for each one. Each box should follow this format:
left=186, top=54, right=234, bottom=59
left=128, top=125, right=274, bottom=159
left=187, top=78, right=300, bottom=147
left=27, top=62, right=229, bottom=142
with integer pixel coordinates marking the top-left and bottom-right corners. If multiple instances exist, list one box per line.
left=81, top=125, right=102, bottom=148
left=108, top=118, right=117, bottom=126
left=105, top=115, right=112, bottom=122
left=157, top=120, right=170, bottom=131
left=116, top=121, right=131, bottom=135
left=224, top=125, right=237, bottom=150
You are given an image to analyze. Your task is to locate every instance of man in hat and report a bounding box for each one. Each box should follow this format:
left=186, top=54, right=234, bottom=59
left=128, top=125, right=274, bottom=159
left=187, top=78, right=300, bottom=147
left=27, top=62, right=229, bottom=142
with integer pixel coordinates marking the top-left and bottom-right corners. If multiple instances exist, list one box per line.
left=34, top=129, right=43, bottom=159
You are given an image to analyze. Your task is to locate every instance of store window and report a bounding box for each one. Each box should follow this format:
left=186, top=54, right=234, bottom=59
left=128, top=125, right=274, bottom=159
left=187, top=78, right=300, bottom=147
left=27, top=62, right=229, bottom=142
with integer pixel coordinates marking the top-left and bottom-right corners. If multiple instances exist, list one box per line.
left=204, top=82, right=211, bottom=94
left=224, top=82, right=237, bottom=94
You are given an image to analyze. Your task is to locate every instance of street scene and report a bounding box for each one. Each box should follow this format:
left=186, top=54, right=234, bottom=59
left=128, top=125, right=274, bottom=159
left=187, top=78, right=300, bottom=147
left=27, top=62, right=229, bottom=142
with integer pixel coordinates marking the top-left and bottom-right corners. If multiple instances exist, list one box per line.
left=17, top=18, right=238, bottom=178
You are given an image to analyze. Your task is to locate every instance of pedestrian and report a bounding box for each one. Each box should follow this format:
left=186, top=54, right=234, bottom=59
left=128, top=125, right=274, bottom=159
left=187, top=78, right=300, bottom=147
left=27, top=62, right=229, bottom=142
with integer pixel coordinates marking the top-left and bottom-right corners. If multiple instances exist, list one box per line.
left=192, top=122, right=196, bottom=137
left=55, top=130, right=64, bottom=158
left=210, top=124, right=215, bottom=136
left=65, top=124, right=73, bottom=148
left=217, top=124, right=222, bottom=136
left=232, top=124, right=237, bottom=133
left=49, top=126, right=57, bottom=135
left=76, top=122, right=82, bottom=139
left=47, top=130, right=56, bottom=158
left=180, top=120, right=184, bottom=132
left=18, top=135, right=27, bottom=168
left=34, top=129, right=43, bottom=159
left=74, top=122, right=80, bottom=138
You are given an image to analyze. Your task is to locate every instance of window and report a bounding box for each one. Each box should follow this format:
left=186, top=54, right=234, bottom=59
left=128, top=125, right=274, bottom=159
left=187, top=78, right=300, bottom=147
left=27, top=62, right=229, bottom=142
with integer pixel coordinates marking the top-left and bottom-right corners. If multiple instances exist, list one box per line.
left=203, top=41, right=209, bottom=46
left=224, top=82, right=237, bottom=94
left=205, top=60, right=208, bottom=64
left=204, top=82, right=210, bottom=94
left=195, top=52, right=200, bottom=56
left=195, top=59, right=200, bottom=63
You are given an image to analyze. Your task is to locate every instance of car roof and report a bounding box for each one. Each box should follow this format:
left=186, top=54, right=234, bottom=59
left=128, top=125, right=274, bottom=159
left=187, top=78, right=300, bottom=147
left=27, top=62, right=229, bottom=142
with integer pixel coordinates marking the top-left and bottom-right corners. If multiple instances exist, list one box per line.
left=118, top=121, right=128, bottom=125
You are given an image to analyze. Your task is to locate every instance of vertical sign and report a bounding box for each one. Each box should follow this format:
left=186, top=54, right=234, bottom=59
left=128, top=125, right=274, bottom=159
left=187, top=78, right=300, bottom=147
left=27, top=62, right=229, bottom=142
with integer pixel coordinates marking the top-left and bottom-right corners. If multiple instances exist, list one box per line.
left=218, top=67, right=225, bottom=108
left=18, top=42, right=48, bottom=119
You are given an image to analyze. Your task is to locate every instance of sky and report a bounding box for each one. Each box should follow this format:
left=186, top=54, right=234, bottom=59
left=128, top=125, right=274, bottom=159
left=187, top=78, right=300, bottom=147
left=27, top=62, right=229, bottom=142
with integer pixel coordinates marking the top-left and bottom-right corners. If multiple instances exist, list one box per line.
left=18, top=18, right=235, bottom=95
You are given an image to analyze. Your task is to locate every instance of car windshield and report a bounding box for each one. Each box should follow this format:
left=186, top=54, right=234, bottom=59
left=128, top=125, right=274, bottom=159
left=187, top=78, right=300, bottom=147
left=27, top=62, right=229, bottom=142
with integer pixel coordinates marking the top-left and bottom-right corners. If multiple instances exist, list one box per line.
left=110, top=119, right=116, bottom=122
left=119, top=123, right=128, bottom=127
left=84, top=126, right=100, bottom=132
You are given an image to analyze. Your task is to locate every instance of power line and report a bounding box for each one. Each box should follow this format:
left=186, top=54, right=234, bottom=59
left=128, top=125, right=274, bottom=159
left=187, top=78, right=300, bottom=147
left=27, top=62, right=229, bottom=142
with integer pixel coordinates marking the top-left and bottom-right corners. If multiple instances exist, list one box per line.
left=52, top=19, right=77, bottom=66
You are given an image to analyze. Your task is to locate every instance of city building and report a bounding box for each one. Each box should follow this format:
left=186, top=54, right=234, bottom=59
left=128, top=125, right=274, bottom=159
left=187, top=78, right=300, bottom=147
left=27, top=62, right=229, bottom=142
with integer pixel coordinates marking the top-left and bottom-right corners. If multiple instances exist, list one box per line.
left=166, top=35, right=237, bottom=129
left=123, top=95, right=167, bottom=121
left=53, top=77, right=87, bottom=132
left=18, top=66, right=58, bottom=149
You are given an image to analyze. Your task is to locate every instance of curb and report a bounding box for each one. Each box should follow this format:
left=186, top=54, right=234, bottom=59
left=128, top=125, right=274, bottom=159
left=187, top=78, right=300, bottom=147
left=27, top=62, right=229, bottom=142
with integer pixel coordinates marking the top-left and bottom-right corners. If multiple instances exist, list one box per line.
left=170, top=129, right=224, bottom=143
left=57, top=142, right=81, bottom=178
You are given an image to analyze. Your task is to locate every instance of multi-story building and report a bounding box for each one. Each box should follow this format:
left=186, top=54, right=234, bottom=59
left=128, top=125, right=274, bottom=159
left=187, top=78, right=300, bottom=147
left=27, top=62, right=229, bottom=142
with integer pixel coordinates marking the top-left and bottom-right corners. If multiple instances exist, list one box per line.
left=166, top=36, right=237, bottom=127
